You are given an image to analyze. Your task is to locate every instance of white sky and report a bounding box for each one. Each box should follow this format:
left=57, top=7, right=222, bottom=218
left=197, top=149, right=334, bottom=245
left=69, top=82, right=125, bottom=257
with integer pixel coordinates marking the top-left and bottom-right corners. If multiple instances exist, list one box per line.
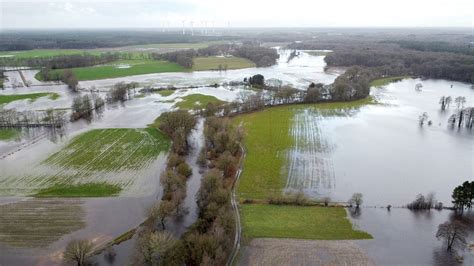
left=1, top=0, right=473, bottom=29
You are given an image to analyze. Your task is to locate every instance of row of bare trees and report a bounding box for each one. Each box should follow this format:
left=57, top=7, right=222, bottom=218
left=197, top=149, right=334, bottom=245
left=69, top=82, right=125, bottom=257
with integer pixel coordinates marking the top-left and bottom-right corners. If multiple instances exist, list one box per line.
left=0, top=108, right=66, bottom=127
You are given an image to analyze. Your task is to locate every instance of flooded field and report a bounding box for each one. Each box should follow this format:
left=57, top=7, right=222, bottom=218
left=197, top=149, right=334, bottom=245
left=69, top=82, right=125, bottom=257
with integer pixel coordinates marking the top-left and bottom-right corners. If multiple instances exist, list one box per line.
left=1, top=48, right=472, bottom=265
left=287, top=79, right=473, bottom=206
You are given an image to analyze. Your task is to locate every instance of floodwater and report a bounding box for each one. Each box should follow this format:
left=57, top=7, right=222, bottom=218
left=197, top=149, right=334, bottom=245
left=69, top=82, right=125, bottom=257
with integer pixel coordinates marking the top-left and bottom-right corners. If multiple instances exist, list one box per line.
left=350, top=208, right=474, bottom=265
left=287, top=78, right=473, bottom=207
left=0, top=49, right=339, bottom=265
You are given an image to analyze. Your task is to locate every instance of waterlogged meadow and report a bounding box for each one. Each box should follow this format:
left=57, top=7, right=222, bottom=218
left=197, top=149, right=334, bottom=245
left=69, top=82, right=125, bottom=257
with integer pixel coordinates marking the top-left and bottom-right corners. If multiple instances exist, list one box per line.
left=0, top=128, right=170, bottom=197
left=234, top=98, right=375, bottom=200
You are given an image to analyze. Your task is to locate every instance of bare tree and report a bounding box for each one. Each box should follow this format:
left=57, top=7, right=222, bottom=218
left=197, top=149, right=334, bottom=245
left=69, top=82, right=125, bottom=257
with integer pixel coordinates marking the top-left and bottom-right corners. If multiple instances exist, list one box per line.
left=136, top=230, right=177, bottom=265
left=454, top=96, right=466, bottom=109
left=63, top=239, right=94, bottom=266
left=419, top=112, right=429, bottom=125
left=350, top=193, right=363, bottom=208
left=436, top=221, right=467, bottom=252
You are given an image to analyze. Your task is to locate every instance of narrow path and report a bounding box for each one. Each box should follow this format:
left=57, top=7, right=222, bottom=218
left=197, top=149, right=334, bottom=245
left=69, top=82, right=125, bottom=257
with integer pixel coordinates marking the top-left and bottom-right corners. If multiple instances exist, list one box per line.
left=228, top=144, right=246, bottom=265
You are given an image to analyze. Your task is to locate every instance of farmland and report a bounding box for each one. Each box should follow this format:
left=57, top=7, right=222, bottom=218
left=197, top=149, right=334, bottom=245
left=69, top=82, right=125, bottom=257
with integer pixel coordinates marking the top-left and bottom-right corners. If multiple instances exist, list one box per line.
left=0, top=128, right=170, bottom=197
left=0, top=199, right=85, bottom=247
left=241, top=204, right=372, bottom=240
left=233, top=98, right=374, bottom=200
left=36, top=59, right=185, bottom=81
left=45, top=128, right=170, bottom=171
left=156, top=89, right=176, bottom=97
left=174, top=94, right=225, bottom=109
left=0, top=92, right=60, bottom=105
left=191, top=56, right=256, bottom=71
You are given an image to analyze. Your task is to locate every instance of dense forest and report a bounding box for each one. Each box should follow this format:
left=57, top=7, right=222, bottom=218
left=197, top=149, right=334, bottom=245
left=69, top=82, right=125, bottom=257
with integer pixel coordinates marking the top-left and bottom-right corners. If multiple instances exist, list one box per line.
left=289, top=36, right=474, bottom=83
left=0, top=31, right=236, bottom=51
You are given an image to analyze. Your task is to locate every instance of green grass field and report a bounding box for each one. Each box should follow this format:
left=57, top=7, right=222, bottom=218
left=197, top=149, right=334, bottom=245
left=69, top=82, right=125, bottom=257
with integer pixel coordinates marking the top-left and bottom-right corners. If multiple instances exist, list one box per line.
left=370, top=76, right=412, bottom=87
left=0, top=129, right=20, bottom=141
left=34, top=183, right=121, bottom=197
left=45, top=128, right=170, bottom=171
left=241, top=204, right=372, bottom=239
left=233, top=98, right=374, bottom=200
left=0, top=92, right=59, bottom=105
left=192, top=56, right=255, bottom=71
left=156, top=89, right=176, bottom=97
left=175, top=94, right=225, bottom=109
left=37, top=59, right=184, bottom=81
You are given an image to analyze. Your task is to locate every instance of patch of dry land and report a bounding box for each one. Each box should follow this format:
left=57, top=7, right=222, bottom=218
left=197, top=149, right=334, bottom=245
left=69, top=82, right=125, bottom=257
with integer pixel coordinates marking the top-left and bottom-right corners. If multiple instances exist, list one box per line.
left=240, top=238, right=374, bottom=266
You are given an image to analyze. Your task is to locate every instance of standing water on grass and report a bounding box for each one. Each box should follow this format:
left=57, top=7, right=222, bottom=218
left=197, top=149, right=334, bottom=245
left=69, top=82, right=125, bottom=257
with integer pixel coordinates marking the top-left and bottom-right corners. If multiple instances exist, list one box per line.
left=286, top=78, right=473, bottom=207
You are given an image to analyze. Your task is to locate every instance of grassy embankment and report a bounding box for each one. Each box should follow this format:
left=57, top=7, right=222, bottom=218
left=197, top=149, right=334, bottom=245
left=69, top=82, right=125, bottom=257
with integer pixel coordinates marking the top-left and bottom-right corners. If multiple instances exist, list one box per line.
left=369, top=76, right=412, bottom=87
left=0, top=128, right=170, bottom=197
left=233, top=98, right=374, bottom=240
left=174, top=94, right=225, bottom=110
left=0, top=92, right=59, bottom=104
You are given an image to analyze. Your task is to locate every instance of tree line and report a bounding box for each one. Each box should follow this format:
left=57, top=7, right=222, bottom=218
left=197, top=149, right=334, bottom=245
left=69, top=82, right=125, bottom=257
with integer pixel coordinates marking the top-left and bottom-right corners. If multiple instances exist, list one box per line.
left=290, top=39, right=474, bottom=83
left=152, top=44, right=279, bottom=69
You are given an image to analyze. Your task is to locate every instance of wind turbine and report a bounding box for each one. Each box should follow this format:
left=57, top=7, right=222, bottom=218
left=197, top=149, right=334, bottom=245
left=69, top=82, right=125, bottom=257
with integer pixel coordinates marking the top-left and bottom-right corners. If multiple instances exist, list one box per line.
left=182, top=20, right=185, bottom=35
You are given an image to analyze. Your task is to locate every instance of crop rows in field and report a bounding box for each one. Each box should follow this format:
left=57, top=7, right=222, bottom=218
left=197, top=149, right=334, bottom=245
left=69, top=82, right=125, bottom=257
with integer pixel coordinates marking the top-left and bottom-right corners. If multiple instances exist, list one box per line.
left=0, top=199, right=85, bottom=248
left=234, top=98, right=374, bottom=199
left=45, top=128, right=169, bottom=172
left=0, top=128, right=170, bottom=197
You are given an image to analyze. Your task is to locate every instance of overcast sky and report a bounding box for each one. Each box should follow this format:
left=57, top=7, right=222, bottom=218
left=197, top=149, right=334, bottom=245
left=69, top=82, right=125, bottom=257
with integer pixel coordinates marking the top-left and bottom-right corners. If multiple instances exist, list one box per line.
left=1, top=0, right=473, bottom=29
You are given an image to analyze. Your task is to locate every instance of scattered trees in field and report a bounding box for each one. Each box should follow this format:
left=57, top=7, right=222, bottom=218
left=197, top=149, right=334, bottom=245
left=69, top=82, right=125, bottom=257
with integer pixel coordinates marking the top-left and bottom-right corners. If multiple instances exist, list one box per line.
left=419, top=112, right=429, bottom=126
left=439, top=96, right=452, bottom=110
left=349, top=193, right=363, bottom=208
left=407, top=193, right=438, bottom=210
left=436, top=221, right=468, bottom=252
left=63, top=239, right=94, bottom=266
left=454, top=96, right=466, bottom=109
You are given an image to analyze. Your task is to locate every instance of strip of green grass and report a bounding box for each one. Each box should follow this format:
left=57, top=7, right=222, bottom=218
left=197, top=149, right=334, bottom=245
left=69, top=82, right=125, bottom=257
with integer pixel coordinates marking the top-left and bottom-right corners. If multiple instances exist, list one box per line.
left=241, top=204, right=372, bottom=240
left=34, top=183, right=121, bottom=197
left=0, top=92, right=60, bottom=104
left=0, top=129, right=20, bottom=140
left=370, top=76, right=412, bottom=87
left=233, top=98, right=374, bottom=200
left=0, top=49, right=102, bottom=58
left=192, top=56, right=255, bottom=71
left=45, top=128, right=170, bottom=171
left=156, top=89, right=176, bottom=97
left=37, top=59, right=184, bottom=81
left=175, top=94, right=225, bottom=109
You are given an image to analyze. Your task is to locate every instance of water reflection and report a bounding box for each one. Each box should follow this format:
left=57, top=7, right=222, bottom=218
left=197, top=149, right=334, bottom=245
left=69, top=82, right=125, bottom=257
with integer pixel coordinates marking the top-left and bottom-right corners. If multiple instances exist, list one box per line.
left=350, top=208, right=474, bottom=265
